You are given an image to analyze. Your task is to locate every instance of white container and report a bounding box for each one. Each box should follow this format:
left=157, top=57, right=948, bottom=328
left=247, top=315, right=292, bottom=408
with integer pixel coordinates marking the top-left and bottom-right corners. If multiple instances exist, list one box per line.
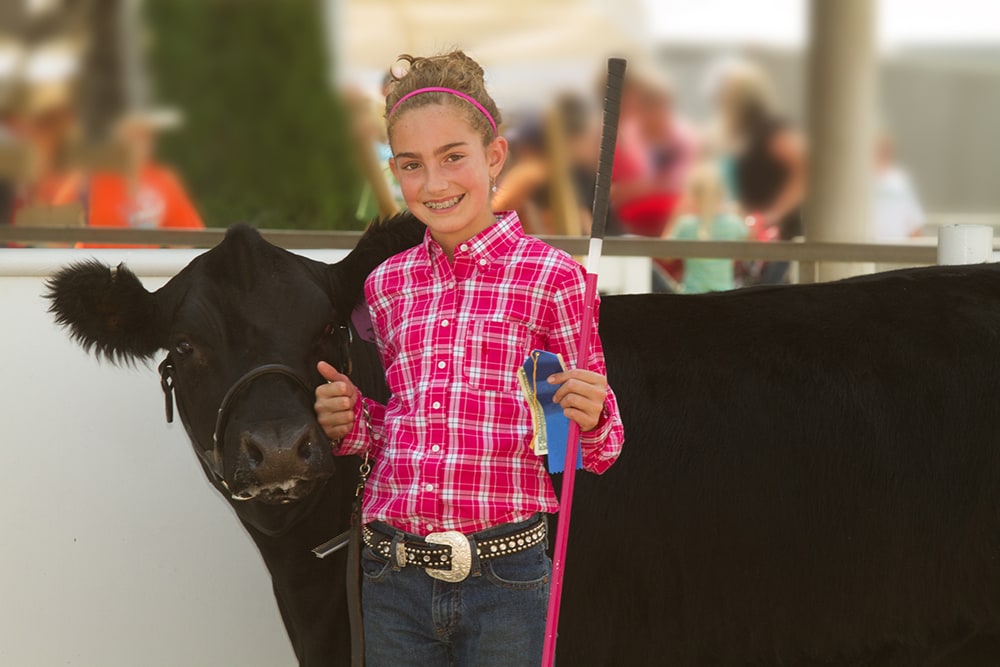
left=937, top=224, right=994, bottom=265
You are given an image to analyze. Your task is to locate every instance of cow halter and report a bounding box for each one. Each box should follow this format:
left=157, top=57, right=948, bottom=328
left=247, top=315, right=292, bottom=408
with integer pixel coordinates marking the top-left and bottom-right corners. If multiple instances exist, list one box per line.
left=157, top=324, right=353, bottom=497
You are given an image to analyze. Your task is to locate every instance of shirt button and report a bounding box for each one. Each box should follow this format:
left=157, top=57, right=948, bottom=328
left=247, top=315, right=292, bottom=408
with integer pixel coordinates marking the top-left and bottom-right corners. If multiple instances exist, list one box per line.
left=441, top=319, right=449, bottom=327
left=425, top=483, right=434, bottom=492
left=427, top=523, right=434, bottom=532
left=478, top=258, right=487, bottom=266
left=431, top=444, right=441, bottom=453
left=437, top=361, right=446, bottom=369
left=459, top=243, right=469, bottom=252
left=432, top=401, right=441, bottom=409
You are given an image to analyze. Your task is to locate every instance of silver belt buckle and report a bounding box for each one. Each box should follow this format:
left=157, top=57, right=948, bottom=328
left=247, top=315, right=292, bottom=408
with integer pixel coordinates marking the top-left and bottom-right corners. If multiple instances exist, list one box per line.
left=425, top=530, right=472, bottom=582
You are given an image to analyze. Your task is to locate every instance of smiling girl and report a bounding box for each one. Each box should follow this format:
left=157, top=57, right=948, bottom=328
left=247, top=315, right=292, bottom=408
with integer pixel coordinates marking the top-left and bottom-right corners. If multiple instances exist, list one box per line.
left=315, top=51, right=624, bottom=667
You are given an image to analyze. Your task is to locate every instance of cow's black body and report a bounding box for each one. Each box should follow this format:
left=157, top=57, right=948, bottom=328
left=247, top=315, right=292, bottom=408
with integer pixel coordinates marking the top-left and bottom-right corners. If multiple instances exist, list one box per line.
left=573, top=270, right=1000, bottom=666
left=47, top=216, right=1000, bottom=665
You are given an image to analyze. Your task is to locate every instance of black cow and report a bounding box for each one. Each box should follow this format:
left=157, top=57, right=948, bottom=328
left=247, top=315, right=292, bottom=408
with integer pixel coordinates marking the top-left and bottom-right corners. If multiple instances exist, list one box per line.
left=46, top=218, right=425, bottom=665
left=48, top=215, right=1000, bottom=666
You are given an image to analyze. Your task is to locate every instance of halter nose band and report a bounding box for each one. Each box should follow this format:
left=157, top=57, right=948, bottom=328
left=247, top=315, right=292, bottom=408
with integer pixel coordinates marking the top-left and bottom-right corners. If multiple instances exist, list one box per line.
left=388, top=87, right=498, bottom=136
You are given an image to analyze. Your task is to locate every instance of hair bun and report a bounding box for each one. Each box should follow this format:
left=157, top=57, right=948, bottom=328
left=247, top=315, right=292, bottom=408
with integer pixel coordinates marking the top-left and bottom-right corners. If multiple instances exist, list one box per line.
left=446, top=51, right=485, bottom=81
left=384, top=50, right=500, bottom=144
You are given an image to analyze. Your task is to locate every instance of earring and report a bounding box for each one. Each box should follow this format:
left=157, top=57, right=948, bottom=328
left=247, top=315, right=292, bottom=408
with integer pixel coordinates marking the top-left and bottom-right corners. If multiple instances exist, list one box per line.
left=490, top=175, right=497, bottom=193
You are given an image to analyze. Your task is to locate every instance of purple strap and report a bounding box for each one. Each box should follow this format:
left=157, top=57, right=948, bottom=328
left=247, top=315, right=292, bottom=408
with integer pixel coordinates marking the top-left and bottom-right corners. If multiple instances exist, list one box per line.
left=388, top=86, right=497, bottom=135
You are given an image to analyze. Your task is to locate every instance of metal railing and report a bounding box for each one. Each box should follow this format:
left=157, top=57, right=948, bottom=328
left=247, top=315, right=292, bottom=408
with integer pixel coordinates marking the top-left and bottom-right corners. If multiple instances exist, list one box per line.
left=5, top=221, right=999, bottom=287
left=0, top=225, right=948, bottom=263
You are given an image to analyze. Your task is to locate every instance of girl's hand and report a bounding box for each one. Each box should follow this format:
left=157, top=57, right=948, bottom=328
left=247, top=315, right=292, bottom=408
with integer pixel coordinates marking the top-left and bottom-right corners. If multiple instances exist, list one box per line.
left=548, top=369, right=608, bottom=432
left=315, top=361, right=358, bottom=443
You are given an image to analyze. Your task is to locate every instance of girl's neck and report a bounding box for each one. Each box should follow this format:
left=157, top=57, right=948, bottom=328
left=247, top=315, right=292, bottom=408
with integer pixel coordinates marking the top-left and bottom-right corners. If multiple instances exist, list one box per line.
left=431, top=210, right=497, bottom=263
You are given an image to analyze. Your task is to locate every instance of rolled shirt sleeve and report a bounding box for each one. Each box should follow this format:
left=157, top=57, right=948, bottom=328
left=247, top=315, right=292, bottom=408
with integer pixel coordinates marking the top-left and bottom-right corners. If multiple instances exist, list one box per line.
left=333, top=394, right=386, bottom=457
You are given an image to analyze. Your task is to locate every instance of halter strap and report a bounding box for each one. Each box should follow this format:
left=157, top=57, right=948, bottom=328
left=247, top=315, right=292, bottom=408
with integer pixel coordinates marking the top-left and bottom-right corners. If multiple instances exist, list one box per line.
left=157, top=325, right=353, bottom=496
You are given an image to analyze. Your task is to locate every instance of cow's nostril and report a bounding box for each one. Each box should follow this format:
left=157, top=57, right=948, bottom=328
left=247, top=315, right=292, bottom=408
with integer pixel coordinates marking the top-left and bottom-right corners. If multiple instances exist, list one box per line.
left=245, top=440, right=265, bottom=467
left=296, top=434, right=315, bottom=461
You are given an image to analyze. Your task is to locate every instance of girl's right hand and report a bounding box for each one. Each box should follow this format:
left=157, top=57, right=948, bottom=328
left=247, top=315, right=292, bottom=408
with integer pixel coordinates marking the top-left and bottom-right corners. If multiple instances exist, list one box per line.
left=315, top=361, right=358, bottom=443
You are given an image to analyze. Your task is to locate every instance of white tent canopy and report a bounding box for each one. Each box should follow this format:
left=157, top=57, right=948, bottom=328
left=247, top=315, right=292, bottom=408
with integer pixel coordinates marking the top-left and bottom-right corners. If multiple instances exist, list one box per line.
left=327, top=0, right=652, bottom=110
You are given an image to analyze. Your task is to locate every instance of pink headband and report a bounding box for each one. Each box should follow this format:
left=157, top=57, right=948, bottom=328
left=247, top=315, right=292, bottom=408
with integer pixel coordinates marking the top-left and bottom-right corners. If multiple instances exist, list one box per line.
left=388, top=87, right=498, bottom=136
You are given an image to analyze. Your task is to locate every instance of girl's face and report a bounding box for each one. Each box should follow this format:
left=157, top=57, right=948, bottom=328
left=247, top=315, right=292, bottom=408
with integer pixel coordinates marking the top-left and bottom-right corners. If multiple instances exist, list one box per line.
left=389, top=103, right=507, bottom=256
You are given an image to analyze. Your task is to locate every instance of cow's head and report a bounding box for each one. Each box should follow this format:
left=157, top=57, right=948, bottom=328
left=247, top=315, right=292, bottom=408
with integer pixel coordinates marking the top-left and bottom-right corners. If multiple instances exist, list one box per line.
left=46, top=215, right=425, bottom=536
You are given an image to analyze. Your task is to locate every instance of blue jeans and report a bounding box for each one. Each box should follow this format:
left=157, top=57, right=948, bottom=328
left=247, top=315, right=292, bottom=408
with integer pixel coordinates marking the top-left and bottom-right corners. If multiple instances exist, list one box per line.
left=361, top=516, right=551, bottom=667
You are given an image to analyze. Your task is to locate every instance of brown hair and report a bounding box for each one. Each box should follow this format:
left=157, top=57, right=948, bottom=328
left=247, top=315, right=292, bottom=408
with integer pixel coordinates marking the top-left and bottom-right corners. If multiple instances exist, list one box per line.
left=384, top=51, right=502, bottom=146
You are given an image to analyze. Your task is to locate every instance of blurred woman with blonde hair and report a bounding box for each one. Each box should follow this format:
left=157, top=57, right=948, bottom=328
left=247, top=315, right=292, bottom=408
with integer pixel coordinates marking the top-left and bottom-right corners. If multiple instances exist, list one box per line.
left=707, top=58, right=805, bottom=283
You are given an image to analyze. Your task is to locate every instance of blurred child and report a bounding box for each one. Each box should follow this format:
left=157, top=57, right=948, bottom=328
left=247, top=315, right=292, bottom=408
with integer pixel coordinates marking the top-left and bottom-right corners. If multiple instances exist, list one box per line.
left=669, top=161, right=748, bottom=294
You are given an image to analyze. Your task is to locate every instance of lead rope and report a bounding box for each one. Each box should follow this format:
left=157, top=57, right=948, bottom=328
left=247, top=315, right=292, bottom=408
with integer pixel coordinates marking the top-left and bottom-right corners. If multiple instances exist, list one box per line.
left=347, top=401, right=373, bottom=667
left=309, top=398, right=374, bottom=667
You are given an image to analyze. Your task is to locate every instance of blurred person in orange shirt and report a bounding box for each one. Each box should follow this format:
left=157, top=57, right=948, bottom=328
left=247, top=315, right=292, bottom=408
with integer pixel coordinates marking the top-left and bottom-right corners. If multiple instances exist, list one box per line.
left=12, top=78, right=79, bottom=217
left=7, top=39, right=91, bottom=230
left=54, top=110, right=204, bottom=239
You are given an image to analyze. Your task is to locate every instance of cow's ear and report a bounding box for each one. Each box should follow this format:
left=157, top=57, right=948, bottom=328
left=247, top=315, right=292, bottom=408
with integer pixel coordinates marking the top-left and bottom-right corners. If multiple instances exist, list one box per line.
left=46, top=260, right=164, bottom=364
left=326, top=211, right=426, bottom=315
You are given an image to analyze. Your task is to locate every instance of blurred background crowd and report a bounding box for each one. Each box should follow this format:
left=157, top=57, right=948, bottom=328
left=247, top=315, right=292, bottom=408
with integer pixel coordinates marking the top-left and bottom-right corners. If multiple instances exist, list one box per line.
left=1, top=0, right=998, bottom=290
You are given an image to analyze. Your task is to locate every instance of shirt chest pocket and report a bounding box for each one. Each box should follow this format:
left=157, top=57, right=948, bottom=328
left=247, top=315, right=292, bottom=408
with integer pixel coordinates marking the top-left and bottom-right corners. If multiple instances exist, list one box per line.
left=464, top=319, right=532, bottom=393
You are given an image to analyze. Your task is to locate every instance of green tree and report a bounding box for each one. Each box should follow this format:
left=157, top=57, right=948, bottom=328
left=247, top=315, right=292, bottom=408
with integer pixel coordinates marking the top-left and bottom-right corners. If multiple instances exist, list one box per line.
left=145, top=0, right=363, bottom=229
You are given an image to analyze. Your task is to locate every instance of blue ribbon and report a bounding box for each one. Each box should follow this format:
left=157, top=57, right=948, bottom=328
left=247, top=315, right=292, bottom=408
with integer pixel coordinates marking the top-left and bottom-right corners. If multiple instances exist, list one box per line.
left=520, top=350, right=583, bottom=474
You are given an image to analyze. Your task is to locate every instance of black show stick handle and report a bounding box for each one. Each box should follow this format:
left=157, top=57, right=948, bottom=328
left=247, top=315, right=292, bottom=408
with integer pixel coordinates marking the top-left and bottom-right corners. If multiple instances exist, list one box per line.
left=590, top=57, right=627, bottom=241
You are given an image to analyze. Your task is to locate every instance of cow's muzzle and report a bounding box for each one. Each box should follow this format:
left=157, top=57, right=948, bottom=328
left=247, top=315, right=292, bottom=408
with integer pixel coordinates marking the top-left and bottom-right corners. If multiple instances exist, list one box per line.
left=160, top=360, right=338, bottom=502
left=229, top=477, right=328, bottom=504
left=228, top=419, right=333, bottom=503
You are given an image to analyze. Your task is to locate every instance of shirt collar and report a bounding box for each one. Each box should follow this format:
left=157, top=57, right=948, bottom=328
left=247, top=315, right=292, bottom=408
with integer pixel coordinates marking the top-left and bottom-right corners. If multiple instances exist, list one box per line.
left=423, top=210, right=523, bottom=277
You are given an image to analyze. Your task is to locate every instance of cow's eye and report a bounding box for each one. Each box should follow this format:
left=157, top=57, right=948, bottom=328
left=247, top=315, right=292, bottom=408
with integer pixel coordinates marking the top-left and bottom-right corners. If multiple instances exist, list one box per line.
left=175, top=340, right=194, bottom=357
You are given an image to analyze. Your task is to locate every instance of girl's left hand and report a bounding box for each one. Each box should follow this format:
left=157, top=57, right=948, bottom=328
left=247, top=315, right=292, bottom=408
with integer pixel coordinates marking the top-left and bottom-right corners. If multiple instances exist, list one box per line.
left=548, top=369, right=608, bottom=432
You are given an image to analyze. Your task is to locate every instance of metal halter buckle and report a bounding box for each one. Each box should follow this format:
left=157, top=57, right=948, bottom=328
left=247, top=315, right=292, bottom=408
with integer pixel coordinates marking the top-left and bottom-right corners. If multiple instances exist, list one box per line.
left=424, top=531, right=472, bottom=582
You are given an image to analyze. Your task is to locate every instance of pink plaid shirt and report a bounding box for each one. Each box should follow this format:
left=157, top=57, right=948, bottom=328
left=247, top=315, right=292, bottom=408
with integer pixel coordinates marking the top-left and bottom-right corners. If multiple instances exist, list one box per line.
left=336, top=211, right=624, bottom=535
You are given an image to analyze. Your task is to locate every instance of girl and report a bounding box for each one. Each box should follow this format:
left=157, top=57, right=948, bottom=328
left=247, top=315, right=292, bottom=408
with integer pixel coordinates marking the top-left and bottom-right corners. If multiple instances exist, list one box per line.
left=668, top=160, right=749, bottom=294
left=315, top=51, right=624, bottom=667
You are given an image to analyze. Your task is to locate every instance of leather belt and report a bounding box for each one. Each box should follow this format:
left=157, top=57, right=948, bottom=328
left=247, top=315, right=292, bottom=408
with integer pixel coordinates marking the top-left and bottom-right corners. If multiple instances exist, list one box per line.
left=362, top=517, right=547, bottom=583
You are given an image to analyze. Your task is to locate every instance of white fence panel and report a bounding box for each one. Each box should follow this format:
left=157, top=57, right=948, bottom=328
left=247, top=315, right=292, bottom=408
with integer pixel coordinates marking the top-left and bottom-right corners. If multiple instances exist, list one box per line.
left=0, top=248, right=347, bottom=667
